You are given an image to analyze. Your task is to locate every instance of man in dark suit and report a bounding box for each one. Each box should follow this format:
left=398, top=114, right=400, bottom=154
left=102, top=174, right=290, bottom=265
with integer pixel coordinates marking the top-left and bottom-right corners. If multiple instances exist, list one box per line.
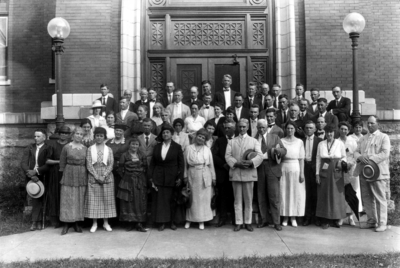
left=98, top=83, right=118, bottom=117
left=275, top=94, right=289, bottom=128
left=133, top=88, right=149, bottom=113
left=214, top=106, right=238, bottom=138
left=247, top=104, right=260, bottom=137
left=184, top=86, right=203, bottom=108
left=257, top=83, right=270, bottom=110
left=312, top=98, right=339, bottom=130
left=201, top=80, right=215, bottom=106
left=255, top=119, right=287, bottom=231
left=287, top=103, right=306, bottom=139
left=307, top=88, right=320, bottom=115
left=262, top=108, right=284, bottom=138
left=291, top=83, right=310, bottom=106
left=271, top=84, right=282, bottom=109
left=302, top=120, right=322, bottom=226
left=228, top=93, right=249, bottom=121
left=212, top=121, right=236, bottom=227
left=243, top=82, right=262, bottom=109
left=21, top=129, right=50, bottom=231
left=160, top=82, right=175, bottom=108
left=298, top=99, right=314, bottom=124
left=214, top=74, right=237, bottom=111
left=327, top=86, right=351, bottom=122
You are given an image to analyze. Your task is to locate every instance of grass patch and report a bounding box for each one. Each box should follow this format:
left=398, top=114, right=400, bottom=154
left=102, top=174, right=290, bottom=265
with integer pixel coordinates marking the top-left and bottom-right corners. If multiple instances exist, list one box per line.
left=0, top=253, right=399, bottom=268
left=0, top=212, right=31, bottom=237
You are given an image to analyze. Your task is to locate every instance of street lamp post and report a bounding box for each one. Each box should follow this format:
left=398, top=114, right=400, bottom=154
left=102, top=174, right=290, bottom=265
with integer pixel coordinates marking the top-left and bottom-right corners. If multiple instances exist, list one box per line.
left=47, top=18, right=71, bottom=129
left=343, top=12, right=366, bottom=123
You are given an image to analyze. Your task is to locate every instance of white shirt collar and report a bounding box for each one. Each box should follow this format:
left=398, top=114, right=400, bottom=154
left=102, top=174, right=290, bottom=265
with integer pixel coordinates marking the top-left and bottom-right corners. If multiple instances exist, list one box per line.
left=336, top=97, right=342, bottom=102
left=239, top=133, right=248, bottom=138
left=307, top=134, right=314, bottom=140
left=320, top=111, right=327, bottom=117
left=36, top=143, right=45, bottom=149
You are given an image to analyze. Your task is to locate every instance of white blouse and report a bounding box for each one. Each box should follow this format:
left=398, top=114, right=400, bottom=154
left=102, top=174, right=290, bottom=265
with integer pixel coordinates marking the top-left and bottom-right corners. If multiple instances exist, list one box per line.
left=316, top=139, right=346, bottom=175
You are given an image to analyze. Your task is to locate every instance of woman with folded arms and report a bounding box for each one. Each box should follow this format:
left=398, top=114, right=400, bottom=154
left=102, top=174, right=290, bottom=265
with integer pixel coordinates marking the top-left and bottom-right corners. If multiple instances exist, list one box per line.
left=184, top=128, right=216, bottom=230
left=316, top=125, right=347, bottom=229
left=59, top=127, right=88, bottom=235
left=85, top=127, right=116, bottom=232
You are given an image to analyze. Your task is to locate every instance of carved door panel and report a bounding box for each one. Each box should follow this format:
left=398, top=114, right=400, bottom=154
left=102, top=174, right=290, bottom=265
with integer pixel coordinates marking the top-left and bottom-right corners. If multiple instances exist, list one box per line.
left=170, top=58, right=208, bottom=102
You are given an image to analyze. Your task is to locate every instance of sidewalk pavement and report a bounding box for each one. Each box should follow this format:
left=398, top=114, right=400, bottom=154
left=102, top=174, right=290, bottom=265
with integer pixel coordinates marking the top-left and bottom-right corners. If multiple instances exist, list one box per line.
left=1, top=224, right=399, bottom=263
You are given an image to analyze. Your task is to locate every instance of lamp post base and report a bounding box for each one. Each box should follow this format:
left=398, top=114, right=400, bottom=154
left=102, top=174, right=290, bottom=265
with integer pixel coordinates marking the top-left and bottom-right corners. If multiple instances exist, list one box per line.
left=55, top=115, right=65, bottom=129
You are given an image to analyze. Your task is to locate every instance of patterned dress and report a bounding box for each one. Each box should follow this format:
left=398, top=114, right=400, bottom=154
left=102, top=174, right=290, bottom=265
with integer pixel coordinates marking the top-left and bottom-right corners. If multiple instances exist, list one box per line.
left=85, top=144, right=116, bottom=219
left=117, top=151, right=148, bottom=222
left=59, top=143, right=88, bottom=222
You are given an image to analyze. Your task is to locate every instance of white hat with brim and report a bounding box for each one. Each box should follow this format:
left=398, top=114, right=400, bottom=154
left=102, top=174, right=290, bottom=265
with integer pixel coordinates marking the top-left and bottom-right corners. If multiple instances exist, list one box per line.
left=91, top=100, right=105, bottom=109
left=26, top=179, right=45, bottom=199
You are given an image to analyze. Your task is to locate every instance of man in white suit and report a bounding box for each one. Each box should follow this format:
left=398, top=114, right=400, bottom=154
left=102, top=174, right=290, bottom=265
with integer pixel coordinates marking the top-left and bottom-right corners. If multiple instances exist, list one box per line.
left=166, top=89, right=191, bottom=123
left=354, top=116, right=391, bottom=232
left=225, top=119, right=263, bottom=232
left=199, top=93, right=215, bottom=122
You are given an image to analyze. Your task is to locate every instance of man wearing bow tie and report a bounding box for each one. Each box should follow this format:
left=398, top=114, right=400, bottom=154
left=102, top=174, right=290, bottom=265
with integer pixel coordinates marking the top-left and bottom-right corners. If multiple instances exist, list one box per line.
left=315, top=116, right=327, bottom=139
left=307, top=88, right=320, bottom=115
left=312, top=98, right=339, bottom=130
left=97, top=83, right=118, bottom=117
left=214, top=74, right=237, bottom=110
left=327, top=86, right=351, bottom=122
left=263, top=108, right=284, bottom=138
left=243, top=82, right=262, bottom=109
left=199, top=93, right=215, bottom=122
left=134, top=88, right=149, bottom=113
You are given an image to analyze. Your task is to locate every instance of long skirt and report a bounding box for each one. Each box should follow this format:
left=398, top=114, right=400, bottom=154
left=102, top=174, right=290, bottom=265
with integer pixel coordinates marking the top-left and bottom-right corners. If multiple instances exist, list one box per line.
left=186, top=166, right=213, bottom=222
left=47, top=165, right=63, bottom=218
left=85, top=179, right=117, bottom=219
left=60, top=185, right=86, bottom=222
left=280, top=160, right=306, bottom=216
left=316, top=158, right=346, bottom=219
left=151, top=186, right=174, bottom=223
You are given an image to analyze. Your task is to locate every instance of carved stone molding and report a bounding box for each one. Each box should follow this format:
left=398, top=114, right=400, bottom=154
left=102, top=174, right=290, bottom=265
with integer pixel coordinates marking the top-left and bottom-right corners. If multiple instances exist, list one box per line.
left=151, top=22, right=164, bottom=46
left=151, top=63, right=164, bottom=92
left=149, top=0, right=166, bottom=7
left=249, top=0, right=265, bottom=6
left=252, top=62, right=266, bottom=86
left=252, top=22, right=265, bottom=46
left=173, top=22, right=243, bottom=47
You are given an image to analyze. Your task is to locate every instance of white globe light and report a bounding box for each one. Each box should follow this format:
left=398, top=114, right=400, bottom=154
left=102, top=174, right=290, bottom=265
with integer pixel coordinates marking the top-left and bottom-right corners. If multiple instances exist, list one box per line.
left=47, top=17, right=71, bottom=39
left=343, top=13, right=366, bottom=34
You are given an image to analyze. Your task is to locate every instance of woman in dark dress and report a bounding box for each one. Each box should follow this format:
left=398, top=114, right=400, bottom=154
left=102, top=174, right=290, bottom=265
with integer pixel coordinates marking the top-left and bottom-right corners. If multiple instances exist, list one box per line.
left=149, top=124, right=184, bottom=231
left=46, top=125, right=71, bottom=228
left=117, top=136, right=148, bottom=232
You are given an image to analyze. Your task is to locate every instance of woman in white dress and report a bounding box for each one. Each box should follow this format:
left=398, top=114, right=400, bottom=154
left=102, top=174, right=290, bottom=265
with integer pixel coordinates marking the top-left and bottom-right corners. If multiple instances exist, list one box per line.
left=87, top=100, right=107, bottom=130
left=338, top=121, right=362, bottom=226
left=349, top=120, right=363, bottom=143
left=280, top=121, right=306, bottom=227
left=172, top=118, right=190, bottom=152
left=184, top=102, right=206, bottom=141
left=184, top=128, right=216, bottom=230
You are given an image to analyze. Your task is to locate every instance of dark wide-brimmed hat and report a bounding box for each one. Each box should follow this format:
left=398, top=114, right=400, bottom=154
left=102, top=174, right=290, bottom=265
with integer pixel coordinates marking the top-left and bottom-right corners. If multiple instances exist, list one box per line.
left=242, top=149, right=258, bottom=161
left=58, top=125, right=71, bottom=133
left=114, top=124, right=130, bottom=131
left=156, top=123, right=175, bottom=142
left=362, top=160, right=380, bottom=182
left=26, top=178, right=45, bottom=199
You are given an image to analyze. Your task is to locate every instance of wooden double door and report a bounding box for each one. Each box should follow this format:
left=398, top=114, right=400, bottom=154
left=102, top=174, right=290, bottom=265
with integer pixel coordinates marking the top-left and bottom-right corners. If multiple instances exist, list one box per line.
left=170, top=57, right=247, bottom=102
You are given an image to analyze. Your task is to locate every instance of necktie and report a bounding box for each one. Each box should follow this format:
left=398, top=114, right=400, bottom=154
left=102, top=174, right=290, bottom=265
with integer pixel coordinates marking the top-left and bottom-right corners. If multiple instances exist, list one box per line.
left=336, top=100, right=339, bottom=107
left=250, top=98, right=253, bottom=105
left=169, top=94, right=172, bottom=104
left=300, top=112, right=304, bottom=119
left=224, top=89, right=229, bottom=92
left=205, top=106, right=209, bottom=109
left=261, top=135, right=267, bottom=154
left=145, top=136, right=149, bottom=146
left=268, top=124, right=273, bottom=128
left=102, top=97, right=106, bottom=105
left=283, top=111, right=287, bottom=122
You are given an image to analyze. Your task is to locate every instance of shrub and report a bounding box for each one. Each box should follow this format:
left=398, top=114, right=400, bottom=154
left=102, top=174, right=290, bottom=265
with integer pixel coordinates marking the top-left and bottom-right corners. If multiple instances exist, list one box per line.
left=0, top=163, right=26, bottom=216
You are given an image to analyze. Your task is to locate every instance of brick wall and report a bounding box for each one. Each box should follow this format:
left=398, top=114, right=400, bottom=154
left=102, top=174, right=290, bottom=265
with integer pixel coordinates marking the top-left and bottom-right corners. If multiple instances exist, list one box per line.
left=55, top=0, right=121, bottom=96
left=0, top=0, right=55, bottom=113
left=303, top=0, right=400, bottom=110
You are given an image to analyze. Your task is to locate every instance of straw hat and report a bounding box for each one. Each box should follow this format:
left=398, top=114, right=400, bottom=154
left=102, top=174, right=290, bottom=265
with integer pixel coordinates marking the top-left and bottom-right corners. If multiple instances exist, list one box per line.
left=26, top=178, right=45, bottom=199
left=91, top=100, right=105, bottom=109
left=242, top=149, right=258, bottom=160
left=362, top=160, right=380, bottom=182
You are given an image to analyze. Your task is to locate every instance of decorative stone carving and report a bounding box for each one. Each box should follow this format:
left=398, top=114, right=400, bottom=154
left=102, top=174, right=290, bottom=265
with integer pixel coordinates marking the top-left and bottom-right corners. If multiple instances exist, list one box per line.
left=173, top=22, right=243, bottom=46
left=151, top=22, right=164, bottom=46
left=252, top=63, right=266, bottom=86
left=149, top=0, right=166, bottom=6
left=252, top=22, right=265, bottom=46
left=181, top=70, right=195, bottom=91
left=151, top=63, right=164, bottom=92
left=249, top=0, right=265, bottom=5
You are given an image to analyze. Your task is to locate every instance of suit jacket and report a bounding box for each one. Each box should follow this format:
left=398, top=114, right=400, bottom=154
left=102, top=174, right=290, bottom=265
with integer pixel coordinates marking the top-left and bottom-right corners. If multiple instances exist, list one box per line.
left=291, top=97, right=310, bottom=106
left=98, top=96, right=118, bottom=116
left=312, top=112, right=339, bottom=129
left=116, top=110, right=138, bottom=126
left=298, top=111, right=314, bottom=125
left=21, top=143, right=51, bottom=180
left=247, top=118, right=259, bottom=137
left=128, top=102, right=137, bottom=113
left=307, top=102, right=318, bottom=115
left=302, top=136, right=322, bottom=170
left=138, top=133, right=158, bottom=165
left=327, top=97, right=351, bottom=119
left=199, top=105, right=216, bottom=122
left=267, top=124, right=284, bottom=138
left=254, top=133, right=287, bottom=178
left=184, top=99, right=203, bottom=108
left=275, top=109, right=289, bottom=128
left=354, top=130, right=390, bottom=180
left=214, top=117, right=239, bottom=138
left=225, top=134, right=263, bottom=182
left=148, top=140, right=184, bottom=186
left=258, top=108, right=277, bottom=120
left=134, top=99, right=149, bottom=114
left=257, top=93, right=270, bottom=110
left=227, top=106, right=249, bottom=120
left=161, top=93, right=173, bottom=108
left=214, top=89, right=238, bottom=110
left=212, top=136, right=230, bottom=184
left=126, top=119, right=157, bottom=138
left=243, top=96, right=262, bottom=109
left=166, top=102, right=191, bottom=123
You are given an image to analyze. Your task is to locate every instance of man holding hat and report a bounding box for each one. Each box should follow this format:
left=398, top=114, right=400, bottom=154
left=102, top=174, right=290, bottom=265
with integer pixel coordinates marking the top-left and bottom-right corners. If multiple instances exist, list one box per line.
left=21, top=129, right=51, bottom=231
left=354, top=116, right=390, bottom=232
left=225, top=118, right=263, bottom=232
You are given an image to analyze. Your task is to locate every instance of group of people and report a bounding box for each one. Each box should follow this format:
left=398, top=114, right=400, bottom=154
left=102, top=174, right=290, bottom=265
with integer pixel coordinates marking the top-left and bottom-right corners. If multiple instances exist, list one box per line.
left=21, top=76, right=391, bottom=236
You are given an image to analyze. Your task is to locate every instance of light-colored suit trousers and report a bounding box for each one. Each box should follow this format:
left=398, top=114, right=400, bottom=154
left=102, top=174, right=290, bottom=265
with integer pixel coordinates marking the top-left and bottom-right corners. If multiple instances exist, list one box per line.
left=232, top=181, right=254, bottom=224
left=360, top=177, right=387, bottom=226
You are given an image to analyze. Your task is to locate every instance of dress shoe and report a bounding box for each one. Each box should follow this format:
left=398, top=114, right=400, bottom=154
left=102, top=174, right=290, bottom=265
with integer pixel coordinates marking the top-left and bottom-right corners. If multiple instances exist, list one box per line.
left=361, top=223, right=378, bottom=229
left=127, top=224, right=136, bottom=232
left=333, top=220, right=341, bottom=228
left=322, top=223, right=330, bottom=229
left=257, top=222, right=268, bottom=228
left=158, top=224, right=165, bottom=231
left=315, top=219, right=321, bottom=227
left=103, top=223, right=112, bottom=232
left=170, top=222, right=177, bottom=230
left=349, top=217, right=356, bottom=226
left=37, top=222, right=43, bottom=230
left=184, top=222, right=191, bottom=229
left=30, top=222, right=38, bottom=231
left=303, top=218, right=310, bottom=226
left=90, top=224, right=98, bottom=233
left=375, top=225, right=387, bottom=232
left=338, top=219, right=343, bottom=226
left=53, top=221, right=61, bottom=229
left=233, top=224, right=241, bottom=232
left=216, top=220, right=226, bottom=227
left=274, top=224, right=282, bottom=231
left=61, top=224, right=69, bottom=235
left=199, top=223, right=204, bottom=230
left=291, top=218, right=297, bottom=228
left=282, top=219, right=288, bottom=227
left=136, top=223, right=147, bottom=232
left=245, top=224, right=253, bottom=232
left=73, top=223, right=82, bottom=233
